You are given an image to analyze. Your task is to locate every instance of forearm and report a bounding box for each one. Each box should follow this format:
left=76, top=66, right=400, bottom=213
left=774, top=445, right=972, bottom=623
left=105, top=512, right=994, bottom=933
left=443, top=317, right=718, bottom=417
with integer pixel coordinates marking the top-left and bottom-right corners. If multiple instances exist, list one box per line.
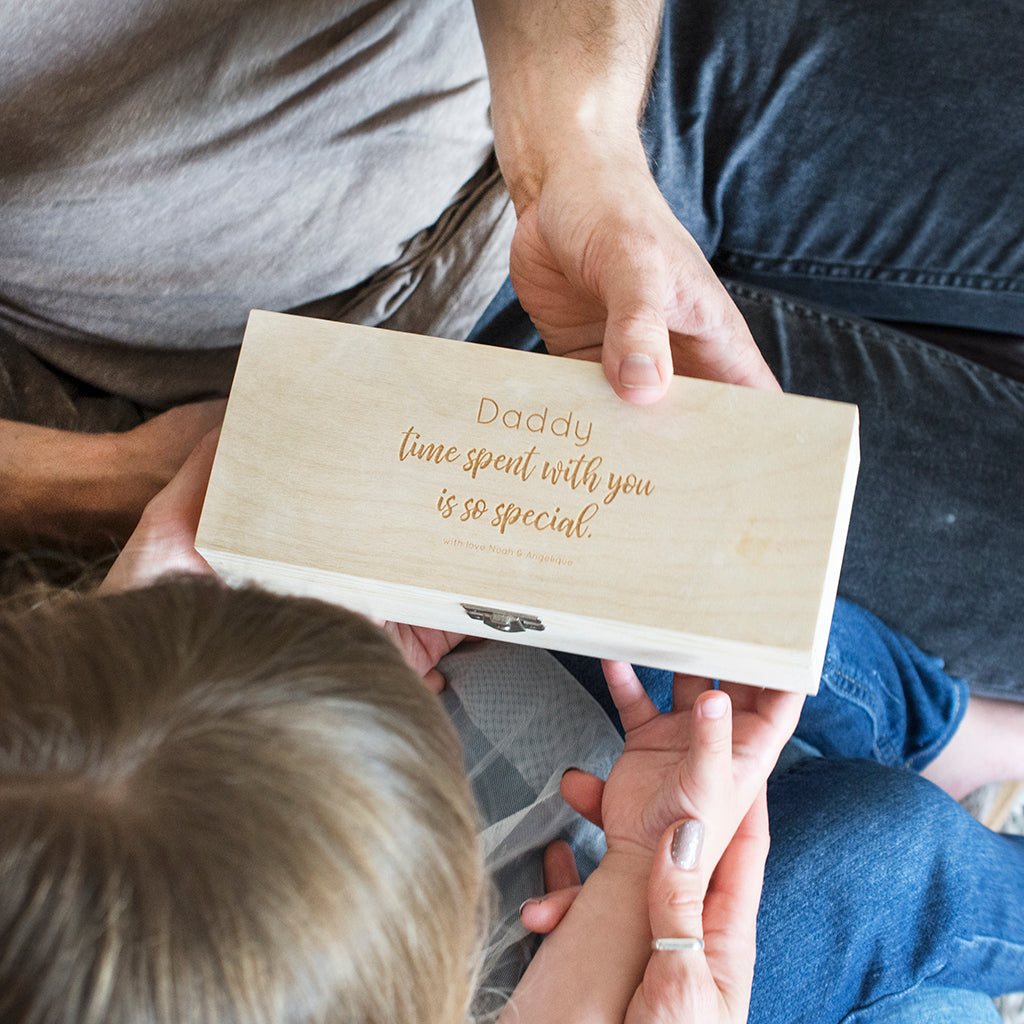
left=1, top=419, right=155, bottom=549
left=1, top=400, right=226, bottom=551
left=500, top=851, right=652, bottom=1024
left=472, top=0, right=663, bottom=208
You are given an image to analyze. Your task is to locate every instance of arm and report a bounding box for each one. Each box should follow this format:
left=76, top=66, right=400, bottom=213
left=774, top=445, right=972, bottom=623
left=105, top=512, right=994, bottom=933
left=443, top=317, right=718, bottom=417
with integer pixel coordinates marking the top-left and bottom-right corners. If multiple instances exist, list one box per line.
left=97, top=423, right=222, bottom=593
left=504, top=671, right=802, bottom=1023
left=99, top=428, right=465, bottom=692
left=472, top=0, right=660, bottom=208
left=0, top=400, right=226, bottom=551
left=504, top=849, right=654, bottom=1024
left=472, top=0, right=778, bottom=399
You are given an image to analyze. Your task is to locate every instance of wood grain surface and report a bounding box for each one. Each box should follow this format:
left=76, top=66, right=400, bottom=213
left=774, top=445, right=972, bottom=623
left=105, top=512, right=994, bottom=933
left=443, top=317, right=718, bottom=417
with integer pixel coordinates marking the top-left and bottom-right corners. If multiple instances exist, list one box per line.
left=196, top=310, right=860, bottom=693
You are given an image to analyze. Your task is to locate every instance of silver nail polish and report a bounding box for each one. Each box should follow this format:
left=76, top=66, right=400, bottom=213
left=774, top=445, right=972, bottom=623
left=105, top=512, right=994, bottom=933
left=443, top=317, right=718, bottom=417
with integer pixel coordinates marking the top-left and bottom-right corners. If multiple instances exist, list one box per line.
left=671, top=820, right=704, bottom=870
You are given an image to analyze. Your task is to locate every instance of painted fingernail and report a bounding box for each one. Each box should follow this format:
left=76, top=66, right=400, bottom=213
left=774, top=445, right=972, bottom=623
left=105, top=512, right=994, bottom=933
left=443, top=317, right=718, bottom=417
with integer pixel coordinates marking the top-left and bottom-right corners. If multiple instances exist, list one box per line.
left=671, top=820, right=705, bottom=871
left=620, top=353, right=662, bottom=389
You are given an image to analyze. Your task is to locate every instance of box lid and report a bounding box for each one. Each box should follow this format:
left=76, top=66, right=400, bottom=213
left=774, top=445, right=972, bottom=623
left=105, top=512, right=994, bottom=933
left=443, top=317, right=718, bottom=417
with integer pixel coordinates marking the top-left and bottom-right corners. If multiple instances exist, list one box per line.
left=195, top=310, right=860, bottom=693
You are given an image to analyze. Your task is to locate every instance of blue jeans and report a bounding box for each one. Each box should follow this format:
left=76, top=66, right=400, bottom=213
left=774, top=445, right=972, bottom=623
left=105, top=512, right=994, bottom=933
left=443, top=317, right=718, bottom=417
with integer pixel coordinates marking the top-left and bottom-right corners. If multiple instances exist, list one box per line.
left=757, top=759, right=1024, bottom=1024
left=468, top=0, right=1024, bottom=704
left=758, top=602, right=1023, bottom=1021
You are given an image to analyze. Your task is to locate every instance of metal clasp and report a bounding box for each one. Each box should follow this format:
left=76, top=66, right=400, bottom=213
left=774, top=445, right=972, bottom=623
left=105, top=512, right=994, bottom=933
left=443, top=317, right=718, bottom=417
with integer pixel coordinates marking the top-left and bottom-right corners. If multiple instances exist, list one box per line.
left=461, top=603, right=545, bottom=634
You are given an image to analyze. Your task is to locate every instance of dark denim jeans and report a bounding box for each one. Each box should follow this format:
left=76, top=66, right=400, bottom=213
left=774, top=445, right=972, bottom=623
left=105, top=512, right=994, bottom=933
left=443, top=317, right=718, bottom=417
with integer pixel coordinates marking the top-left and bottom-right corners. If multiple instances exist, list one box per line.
left=469, top=0, right=1024, bottom=702
left=645, top=0, right=1024, bottom=337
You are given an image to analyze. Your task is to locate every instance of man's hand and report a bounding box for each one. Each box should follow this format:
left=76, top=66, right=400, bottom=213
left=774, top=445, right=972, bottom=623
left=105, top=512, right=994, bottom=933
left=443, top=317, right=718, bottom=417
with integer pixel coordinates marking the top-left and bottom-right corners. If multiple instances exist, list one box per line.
left=510, top=144, right=780, bottom=399
left=99, top=424, right=221, bottom=593
left=473, top=0, right=779, bottom=402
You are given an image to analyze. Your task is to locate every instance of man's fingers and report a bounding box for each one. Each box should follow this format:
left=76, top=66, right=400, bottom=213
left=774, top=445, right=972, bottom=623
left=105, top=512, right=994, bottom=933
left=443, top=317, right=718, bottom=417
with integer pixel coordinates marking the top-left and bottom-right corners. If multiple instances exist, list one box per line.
left=601, top=287, right=673, bottom=404
left=672, top=672, right=714, bottom=711
left=723, top=683, right=805, bottom=778
left=99, top=426, right=221, bottom=594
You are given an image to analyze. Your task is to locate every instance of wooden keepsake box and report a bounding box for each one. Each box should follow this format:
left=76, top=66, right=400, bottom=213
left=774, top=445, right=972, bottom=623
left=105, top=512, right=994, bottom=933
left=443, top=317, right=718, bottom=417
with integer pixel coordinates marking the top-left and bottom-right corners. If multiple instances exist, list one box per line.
left=195, top=310, right=860, bottom=694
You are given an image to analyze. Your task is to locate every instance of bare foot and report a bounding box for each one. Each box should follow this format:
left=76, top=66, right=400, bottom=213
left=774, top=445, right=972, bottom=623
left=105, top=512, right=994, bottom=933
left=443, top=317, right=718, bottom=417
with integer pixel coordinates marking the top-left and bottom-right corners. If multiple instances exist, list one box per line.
left=921, top=694, right=1024, bottom=801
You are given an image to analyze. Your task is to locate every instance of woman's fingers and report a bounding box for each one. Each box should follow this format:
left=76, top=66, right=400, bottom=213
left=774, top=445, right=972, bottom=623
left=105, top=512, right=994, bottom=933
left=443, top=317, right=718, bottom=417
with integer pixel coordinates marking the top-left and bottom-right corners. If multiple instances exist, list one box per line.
left=636, top=797, right=767, bottom=1024
left=633, top=818, right=714, bottom=1022
left=700, top=789, right=770, bottom=1022
left=648, top=818, right=707, bottom=950
left=724, top=684, right=805, bottom=781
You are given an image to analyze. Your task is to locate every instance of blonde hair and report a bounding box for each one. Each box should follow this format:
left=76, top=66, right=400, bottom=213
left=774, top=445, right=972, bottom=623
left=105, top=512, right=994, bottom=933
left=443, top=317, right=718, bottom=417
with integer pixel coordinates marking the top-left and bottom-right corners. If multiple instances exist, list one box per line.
left=0, top=576, right=485, bottom=1024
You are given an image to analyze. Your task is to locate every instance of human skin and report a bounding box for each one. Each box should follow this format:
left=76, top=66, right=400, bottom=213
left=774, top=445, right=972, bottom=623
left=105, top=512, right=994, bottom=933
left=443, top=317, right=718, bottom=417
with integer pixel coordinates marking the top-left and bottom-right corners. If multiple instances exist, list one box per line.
left=1, top=399, right=225, bottom=551
left=499, top=667, right=802, bottom=1024
left=472, top=0, right=779, bottom=401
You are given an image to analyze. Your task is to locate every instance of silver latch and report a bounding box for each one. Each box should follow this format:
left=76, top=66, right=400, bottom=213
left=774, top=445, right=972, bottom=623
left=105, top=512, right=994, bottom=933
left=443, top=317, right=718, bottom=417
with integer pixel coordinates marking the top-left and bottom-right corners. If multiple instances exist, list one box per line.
left=461, top=604, right=545, bottom=634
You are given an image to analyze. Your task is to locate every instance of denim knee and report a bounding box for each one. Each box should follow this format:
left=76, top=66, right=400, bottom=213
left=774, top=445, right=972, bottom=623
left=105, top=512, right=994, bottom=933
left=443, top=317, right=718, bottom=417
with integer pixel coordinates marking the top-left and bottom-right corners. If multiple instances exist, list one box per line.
left=753, top=759, right=1024, bottom=1024
left=794, top=598, right=969, bottom=769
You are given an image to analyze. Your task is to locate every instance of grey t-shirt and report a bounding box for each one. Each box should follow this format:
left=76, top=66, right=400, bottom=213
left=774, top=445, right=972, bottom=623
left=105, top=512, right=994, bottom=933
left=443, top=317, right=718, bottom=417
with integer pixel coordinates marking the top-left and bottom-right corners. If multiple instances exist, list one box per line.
left=0, top=0, right=514, bottom=404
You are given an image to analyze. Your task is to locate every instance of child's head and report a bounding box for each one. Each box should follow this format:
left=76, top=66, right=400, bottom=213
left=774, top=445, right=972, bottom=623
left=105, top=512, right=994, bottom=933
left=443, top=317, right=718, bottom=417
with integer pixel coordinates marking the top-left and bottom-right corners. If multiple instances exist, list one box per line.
left=0, top=576, right=485, bottom=1024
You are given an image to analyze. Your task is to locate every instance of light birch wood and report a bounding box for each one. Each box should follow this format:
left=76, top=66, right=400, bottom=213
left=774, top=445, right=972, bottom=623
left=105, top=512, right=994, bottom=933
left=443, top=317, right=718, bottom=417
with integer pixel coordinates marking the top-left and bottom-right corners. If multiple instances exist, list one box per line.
left=984, top=781, right=1024, bottom=832
left=196, top=310, right=860, bottom=693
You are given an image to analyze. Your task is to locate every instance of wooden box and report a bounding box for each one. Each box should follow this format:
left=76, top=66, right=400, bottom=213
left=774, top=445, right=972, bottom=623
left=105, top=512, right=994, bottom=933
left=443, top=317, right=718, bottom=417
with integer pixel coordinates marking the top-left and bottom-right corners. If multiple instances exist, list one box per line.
left=195, top=310, right=860, bottom=694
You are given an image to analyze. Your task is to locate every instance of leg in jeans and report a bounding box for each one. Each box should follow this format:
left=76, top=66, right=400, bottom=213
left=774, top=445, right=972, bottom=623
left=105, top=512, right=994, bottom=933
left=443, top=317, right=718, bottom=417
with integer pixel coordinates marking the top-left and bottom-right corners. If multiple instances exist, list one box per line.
left=734, top=287, right=1024, bottom=701
left=639, top=0, right=1024, bottom=694
left=644, top=0, right=1024, bottom=337
left=793, top=597, right=968, bottom=767
left=753, top=759, right=1024, bottom=1024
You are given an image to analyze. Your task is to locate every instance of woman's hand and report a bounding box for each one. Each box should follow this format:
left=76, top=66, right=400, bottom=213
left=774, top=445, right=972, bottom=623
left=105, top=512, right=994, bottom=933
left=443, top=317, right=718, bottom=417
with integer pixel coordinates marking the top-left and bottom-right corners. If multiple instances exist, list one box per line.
left=512, top=665, right=796, bottom=1024
left=626, top=792, right=770, bottom=1024
left=523, top=797, right=768, bottom=1024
